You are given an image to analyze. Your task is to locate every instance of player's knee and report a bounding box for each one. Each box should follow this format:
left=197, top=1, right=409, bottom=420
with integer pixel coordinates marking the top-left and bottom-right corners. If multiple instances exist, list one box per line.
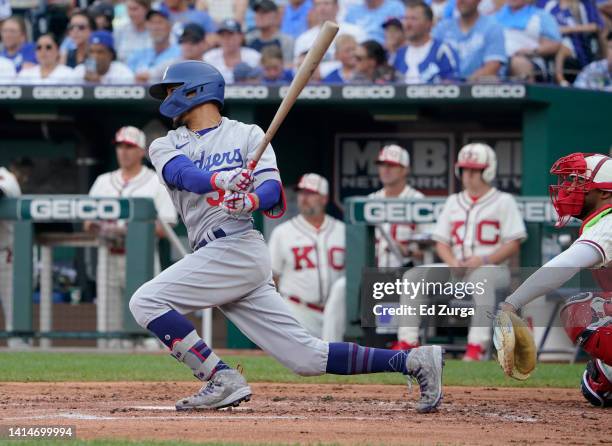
left=129, top=283, right=157, bottom=328
left=291, top=362, right=325, bottom=377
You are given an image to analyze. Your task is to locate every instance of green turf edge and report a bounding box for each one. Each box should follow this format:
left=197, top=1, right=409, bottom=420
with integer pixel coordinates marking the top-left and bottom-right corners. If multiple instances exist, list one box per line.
left=0, top=352, right=584, bottom=388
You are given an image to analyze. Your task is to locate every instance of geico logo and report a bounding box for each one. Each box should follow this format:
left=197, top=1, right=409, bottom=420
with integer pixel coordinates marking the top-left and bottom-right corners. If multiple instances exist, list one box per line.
left=225, top=86, right=268, bottom=99
left=471, top=84, right=526, bottom=98
left=30, top=199, right=121, bottom=220
left=33, top=86, right=83, bottom=100
left=0, top=86, right=22, bottom=99
left=363, top=201, right=444, bottom=223
left=342, top=86, right=395, bottom=99
left=94, top=86, right=146, bottom=99
left=279, top=86, right=331, bottom=99
left=406, top=85, right=460, bottom=98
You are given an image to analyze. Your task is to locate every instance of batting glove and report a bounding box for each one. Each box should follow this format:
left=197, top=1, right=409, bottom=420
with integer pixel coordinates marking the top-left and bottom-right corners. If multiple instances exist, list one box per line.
left=211, top=168, right=254, bottom=193
left=220, top=192, right=259, bottom=217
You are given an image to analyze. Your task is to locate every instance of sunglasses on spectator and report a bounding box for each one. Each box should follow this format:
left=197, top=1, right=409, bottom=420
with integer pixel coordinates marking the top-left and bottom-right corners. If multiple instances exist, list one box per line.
left=355, top=55, right=367, bottom=61
left=36, top=44, right=55, bottom=50
left=68, top=24, right=89, bottom=31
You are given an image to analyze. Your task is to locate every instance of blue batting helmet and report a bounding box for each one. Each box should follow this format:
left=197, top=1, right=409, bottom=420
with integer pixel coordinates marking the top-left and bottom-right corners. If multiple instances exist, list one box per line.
left=149, top=61, right=225, bottom=118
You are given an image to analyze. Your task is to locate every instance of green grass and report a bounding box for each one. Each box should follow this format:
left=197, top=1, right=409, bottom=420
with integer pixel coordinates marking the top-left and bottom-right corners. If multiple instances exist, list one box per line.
left=0, top=352, right=583, bottom=388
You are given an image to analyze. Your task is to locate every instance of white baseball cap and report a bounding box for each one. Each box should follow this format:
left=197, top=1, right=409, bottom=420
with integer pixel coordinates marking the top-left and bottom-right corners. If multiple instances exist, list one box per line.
left=296, top=173, right=329, bottom=195
left=114, top=126, right=146, bottom=149
left=376, top=144, right=410, bottom=167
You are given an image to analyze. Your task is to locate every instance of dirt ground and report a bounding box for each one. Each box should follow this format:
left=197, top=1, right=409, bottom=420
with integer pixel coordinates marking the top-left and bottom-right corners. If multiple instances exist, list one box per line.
left=0, top=382, right=608, bottom=445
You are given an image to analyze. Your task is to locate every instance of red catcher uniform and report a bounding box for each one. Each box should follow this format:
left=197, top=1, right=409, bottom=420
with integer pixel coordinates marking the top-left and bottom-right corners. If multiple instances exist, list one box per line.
left=268, top=174, right=345, bottom=338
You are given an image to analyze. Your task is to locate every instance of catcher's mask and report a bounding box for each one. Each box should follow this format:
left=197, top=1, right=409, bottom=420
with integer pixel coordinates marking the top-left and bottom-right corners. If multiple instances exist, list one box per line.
left=549, top=153, right=612, bottom=227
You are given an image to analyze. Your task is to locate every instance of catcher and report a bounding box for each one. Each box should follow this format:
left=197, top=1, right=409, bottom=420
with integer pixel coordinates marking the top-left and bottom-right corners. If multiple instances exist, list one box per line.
left=495, top=152, right=611, bottom=408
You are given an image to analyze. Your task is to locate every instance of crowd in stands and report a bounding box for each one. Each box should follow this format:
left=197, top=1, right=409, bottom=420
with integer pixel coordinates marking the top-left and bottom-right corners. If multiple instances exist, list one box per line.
left=0, top=0, right=610, bottom=89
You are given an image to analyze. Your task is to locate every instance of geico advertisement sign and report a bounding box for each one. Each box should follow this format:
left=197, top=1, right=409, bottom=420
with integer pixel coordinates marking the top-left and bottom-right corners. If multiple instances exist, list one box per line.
left=33, top=86, right=84, bottom=100
left=279, top=85, right=332, bottom=99
left=225, top=86, right=269, bottom=99
left=94, top=86, right=146, bottom=99
left=342, top=86, right=396, bottom=99
left=27, top=198, right=122, bottom=221
left=0, top=86, right=22, bottom=99
left=363, top=201, right=445, bottom=223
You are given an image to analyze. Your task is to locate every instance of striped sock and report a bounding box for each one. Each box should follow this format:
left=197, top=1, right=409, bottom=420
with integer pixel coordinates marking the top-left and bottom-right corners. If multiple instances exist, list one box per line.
left=189, top=339, right=230, bottom=376
left=326, top=342, right=410, bottom=375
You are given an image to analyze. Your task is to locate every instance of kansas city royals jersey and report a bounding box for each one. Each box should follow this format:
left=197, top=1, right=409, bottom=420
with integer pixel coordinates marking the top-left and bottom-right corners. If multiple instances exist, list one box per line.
left=148, top=117, right=281, bottom=250
left=432, top=188, right=527, bottom=260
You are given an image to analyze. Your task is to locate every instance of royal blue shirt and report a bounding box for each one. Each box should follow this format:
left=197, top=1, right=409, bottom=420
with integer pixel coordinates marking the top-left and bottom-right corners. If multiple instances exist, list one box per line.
left=393, top=39, right=459, bottom=83
left=433, top=15, right=506, bottom=79
left=1, top=42, right=36, bottom=72
left=345, top=0, right=405, bottom=44
left=281, top=0, right=313, bottom=39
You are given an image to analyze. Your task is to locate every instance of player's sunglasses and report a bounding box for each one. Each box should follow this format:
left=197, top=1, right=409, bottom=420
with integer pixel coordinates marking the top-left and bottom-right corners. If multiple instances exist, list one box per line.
left=36, top=44, right=54, bottom=50
left=68, top=24, right=88, bottom=31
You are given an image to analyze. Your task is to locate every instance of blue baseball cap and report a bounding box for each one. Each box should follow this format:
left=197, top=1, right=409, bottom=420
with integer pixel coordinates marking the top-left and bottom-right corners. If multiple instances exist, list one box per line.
left=233, top=62, right=262, bottom=82
left=218, top=19, right=242, bottom=34
left=89, top=30, right=114, bottom=52
left=146, top=8, right=171, bottom=21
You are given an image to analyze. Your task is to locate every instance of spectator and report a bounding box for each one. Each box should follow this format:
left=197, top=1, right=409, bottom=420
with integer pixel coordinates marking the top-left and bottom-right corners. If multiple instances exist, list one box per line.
left=0, top=16, right=37, bottom=72
left=0, top=0, right=11, bottom=21
left=246, top=0, right=294, bottom=67
left=198, top=0, right=249, bottom=24
left=574, top=30, right=612, bottom=89
left=261, top=45, right=294, bottom=82
left=495, top=0, right=562, bottom=81
left=430, top=0, right=451, bottom=21
left=114, top=0, right=153, bottom=63
left=344, top=0, right=405, bottom=43
left=61, top=10, right=95, bottom=68
left=163, top=0, right=217, bottom=37
left=74, top=30, right=135, bottom=84
left=281, top=0, right=314, bottom=39
left=354, top=39, right=401, bottom=82
left=322, top=33, right=358, bottom=82
left=150, top=23, right=209, bottom=81
left=394, top=1, right=459, bottom=83
left=17, top=34, right=75, bottom=84
left=0, top=56, right=16, bottom=83
left=383, top=17, right=405, bottom=65
left=89, top=1, right=115, bottom=31
left=127, top=9, right=181, bottom=83
left=542, top=0, right=604, bottom=85
left=233, top=61, right=263, bottom=82
left=204, top=19, right=261, bottom=83
left=433, top=0, right=506, bottom=80
left=294, top=48, right=322, bottom=80
left=294, top=0, right=366, bottom=65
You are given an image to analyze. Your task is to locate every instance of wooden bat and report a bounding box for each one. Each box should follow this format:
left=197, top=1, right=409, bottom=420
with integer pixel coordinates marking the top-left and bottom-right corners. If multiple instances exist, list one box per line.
left=247, top=21, right=339, bottom=171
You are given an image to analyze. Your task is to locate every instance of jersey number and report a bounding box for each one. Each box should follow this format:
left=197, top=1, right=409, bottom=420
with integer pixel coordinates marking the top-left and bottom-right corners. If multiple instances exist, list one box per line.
left=206, top=190, right=225, bottom=207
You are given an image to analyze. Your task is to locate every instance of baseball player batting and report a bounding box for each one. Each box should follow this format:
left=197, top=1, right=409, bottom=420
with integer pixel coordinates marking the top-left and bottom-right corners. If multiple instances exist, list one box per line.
left=498, top=152, right=612, bottom=407
left=128, top=60, right=444, bottom=413
left=397, top=143, right=527, bottom=360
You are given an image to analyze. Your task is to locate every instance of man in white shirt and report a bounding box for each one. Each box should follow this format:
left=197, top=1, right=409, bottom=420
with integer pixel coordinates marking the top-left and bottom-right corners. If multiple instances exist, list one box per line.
left=293, top=0, right=366, bottom=69
left=268, top=173, right=345, bottom=339
left=73, top=31, right=135, bottom=84
left=0, top=165, right=21, bottom=346
left=0, top=55, right=16, bottom=82
left=85, top=126, right=177, bottom=348
left=203, top=19, right=261, bottom=83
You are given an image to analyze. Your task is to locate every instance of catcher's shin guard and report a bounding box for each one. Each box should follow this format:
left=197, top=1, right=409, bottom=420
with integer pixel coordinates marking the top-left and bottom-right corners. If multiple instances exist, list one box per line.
left=581, top=359, right=612, bottom=408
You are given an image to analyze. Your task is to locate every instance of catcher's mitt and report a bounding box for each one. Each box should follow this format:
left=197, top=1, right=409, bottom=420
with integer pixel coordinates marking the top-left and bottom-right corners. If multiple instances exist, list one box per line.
left=493, top=311, right=537, bottom=380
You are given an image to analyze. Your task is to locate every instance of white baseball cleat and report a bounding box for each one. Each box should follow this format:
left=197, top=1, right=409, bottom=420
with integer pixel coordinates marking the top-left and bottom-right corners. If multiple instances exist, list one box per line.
left=405, top=345, right=445, bottom=413
left=176, top=369, right=252, bottom=410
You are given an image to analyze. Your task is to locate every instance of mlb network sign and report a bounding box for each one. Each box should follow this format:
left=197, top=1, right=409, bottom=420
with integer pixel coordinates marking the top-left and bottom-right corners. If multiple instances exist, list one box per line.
left=19, top=197, right=130, bottom=221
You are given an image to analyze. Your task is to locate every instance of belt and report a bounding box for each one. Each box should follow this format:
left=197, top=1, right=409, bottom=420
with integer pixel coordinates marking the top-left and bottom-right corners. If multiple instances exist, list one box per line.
left=195, top=228, right=227, bottom=251
left=288, top=295, right=324, bottom=313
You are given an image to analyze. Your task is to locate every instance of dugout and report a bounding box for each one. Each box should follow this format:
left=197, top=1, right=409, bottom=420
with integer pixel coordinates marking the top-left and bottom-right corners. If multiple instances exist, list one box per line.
left=0, top=83, right=610, bottom=347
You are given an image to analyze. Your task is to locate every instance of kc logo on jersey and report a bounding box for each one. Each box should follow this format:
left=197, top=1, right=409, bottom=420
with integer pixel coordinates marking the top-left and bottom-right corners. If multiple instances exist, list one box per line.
left=194, top=149, right=244, bottom=171
left=451, top=220, right=501, bottom=245
left=291, top=246, right=345, bottom=271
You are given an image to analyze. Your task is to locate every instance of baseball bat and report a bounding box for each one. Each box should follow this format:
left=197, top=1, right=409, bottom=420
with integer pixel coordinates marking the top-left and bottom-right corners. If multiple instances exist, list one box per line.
left=247, top=21, right=339, bottom=171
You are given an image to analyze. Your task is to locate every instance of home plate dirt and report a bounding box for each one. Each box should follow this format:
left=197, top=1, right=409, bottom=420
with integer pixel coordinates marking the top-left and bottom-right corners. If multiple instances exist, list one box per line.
left=0, top=382, right=608, bottom=445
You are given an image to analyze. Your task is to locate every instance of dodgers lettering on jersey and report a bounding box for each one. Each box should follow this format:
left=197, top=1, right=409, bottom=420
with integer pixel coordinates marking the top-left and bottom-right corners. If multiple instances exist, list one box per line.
left=432, top=188, right=527, bottom=260
left=148, top=117, right=281, bottom=250
left=369, top=185, right=425, bottom=267
left=269, top=215, right=345, bottom=306
left=0, top=167, right=21, bottom=250
left=89, top=166, right=177, bottom=227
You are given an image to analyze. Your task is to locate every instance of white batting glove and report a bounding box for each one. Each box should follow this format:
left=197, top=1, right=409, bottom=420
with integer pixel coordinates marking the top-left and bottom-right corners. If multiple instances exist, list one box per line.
left=211, top=168, right=254, bottom=193
left=220, top=192, right=259, bottom=217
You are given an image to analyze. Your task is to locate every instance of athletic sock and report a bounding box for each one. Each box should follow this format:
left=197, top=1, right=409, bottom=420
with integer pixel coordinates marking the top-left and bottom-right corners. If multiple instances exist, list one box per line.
left=147, top=310, right=229, bottom=380
left=325, top=342, right=410, bottom=375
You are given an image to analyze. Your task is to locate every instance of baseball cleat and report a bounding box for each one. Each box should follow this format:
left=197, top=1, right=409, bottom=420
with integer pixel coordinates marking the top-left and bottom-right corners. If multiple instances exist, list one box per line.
left=405, top=345, right=445, bottom=413
left=176, top=369, right=252, bottom=410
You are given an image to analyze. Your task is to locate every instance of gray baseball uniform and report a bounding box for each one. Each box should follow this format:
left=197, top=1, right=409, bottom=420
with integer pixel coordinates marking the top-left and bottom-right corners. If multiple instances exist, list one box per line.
left=129, top=117, right=329, bottom=376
